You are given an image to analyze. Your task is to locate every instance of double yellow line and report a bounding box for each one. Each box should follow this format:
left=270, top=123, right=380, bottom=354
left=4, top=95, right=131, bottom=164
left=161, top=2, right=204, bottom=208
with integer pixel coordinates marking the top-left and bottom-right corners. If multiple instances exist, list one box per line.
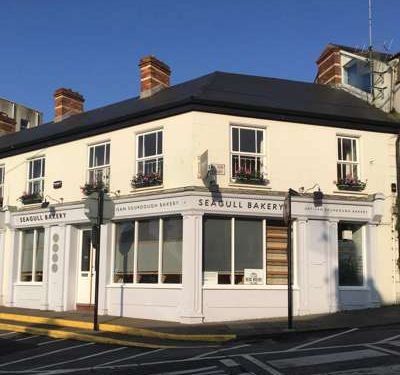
left=0, top=312, right=235, bottom=347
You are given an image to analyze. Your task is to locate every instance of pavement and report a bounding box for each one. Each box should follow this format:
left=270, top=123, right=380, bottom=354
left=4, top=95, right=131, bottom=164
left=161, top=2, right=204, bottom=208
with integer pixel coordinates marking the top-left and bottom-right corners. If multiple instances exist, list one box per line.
left=0, top=305, right=399, bottom=347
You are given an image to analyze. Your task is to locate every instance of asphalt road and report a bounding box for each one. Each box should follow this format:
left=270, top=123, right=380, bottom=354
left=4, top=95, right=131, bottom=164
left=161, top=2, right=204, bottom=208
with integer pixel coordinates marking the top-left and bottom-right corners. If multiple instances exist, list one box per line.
left=2, top=324, right=400, bottom=374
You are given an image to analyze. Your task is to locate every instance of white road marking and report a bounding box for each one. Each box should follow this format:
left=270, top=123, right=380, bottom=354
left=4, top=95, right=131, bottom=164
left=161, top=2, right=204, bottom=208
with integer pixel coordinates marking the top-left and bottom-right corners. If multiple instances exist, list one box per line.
left=97, top=348, right=165, bottom=366
left=38, top=338, right=67, bottom=346
left=0, top=342, right=93, bottom=368
left=0, top=331, right=16, bottom=337
left=151, top=366, right=218, bottom=375
left=242, top=354, right=283, bottom=375
left=378, top=334, right=400, bottom=344
left=288, top=328, right=359, bottom=351
left=365, top=343, right=400, bottom=356
left=314, top=363, right=400, bottom=375
left=15, top=335, right=39, bottom=341
left=220, top=358, right=239, bottom=367
left=269, top=348, right=387, bottom=369
left=33, top=346, right=126, bottom=370
left=192, top=344, right=250, bottom=359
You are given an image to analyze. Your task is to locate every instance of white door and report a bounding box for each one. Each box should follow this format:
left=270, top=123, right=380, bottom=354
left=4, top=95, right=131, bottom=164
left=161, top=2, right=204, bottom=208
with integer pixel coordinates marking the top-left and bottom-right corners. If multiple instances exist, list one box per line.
left=76, top=229, right=96, bottom=305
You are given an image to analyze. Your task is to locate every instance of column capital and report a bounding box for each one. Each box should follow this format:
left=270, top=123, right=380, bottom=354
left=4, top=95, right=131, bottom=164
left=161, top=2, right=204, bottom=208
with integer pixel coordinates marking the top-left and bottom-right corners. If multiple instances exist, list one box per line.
left=181, top=210, right=204, bottom=218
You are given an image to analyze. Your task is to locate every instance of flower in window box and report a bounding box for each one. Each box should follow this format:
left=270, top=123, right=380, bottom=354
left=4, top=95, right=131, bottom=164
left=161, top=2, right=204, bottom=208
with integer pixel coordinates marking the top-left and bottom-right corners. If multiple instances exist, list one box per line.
left=19, top=192, right=43, bottom=205
left=132, top=172, right=162, bottom=188
left=234, top=167, right=266, bottom=185
left=80, top=180, right=109, bottom=196
left=335, top=175, right=367, bottom=191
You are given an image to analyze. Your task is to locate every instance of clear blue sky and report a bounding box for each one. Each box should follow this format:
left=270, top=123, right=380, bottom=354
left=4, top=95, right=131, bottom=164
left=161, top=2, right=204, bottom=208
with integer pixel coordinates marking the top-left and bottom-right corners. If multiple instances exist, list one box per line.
left=2, top=0, right=399, bottom=122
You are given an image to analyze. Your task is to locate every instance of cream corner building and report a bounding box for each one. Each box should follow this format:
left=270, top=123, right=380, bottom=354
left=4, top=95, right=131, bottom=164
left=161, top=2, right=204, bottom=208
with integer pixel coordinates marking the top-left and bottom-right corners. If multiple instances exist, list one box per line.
left=0, top=56, right=399, bottom=323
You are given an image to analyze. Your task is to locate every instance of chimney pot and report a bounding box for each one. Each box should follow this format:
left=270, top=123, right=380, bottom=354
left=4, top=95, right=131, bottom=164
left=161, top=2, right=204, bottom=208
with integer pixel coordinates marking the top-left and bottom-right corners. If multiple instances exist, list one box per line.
left=139, top=56, right=171, bottom=98
left=54, top=88, right=85, bottom=122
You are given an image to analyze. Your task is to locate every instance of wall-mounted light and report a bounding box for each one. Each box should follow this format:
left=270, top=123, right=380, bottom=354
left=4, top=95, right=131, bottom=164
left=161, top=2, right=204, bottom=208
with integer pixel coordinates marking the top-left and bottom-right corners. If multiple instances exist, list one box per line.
left=41, top=200, right=50, bottom=209
left=342, top=230, right=353, bottom=240
left=391, top=183, right=397, bottom=193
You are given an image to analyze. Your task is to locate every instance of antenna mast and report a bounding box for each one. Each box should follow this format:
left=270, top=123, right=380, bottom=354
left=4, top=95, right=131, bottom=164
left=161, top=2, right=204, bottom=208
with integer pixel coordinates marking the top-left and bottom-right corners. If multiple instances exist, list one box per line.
left=368, top=0, right=375, bottom=101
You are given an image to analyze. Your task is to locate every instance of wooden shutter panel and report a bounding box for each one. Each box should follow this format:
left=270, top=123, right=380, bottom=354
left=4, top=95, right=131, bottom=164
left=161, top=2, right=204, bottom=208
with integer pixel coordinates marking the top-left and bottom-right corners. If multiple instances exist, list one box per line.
left=266, top=224, right=288, bottom=284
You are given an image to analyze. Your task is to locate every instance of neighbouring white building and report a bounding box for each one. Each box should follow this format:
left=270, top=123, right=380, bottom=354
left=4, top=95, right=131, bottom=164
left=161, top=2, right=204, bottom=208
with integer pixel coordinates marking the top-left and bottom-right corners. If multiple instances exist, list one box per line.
left=0, top=55, right=399, bottom=323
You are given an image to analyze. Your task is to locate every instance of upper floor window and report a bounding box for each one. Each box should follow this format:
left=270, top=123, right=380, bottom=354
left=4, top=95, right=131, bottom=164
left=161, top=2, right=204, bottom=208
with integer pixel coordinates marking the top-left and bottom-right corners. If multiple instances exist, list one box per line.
left=88, top=143, right=110, bottom=188
left=231, top=126, right=265, bottom=184
left=0, top=165, right=4, bottom=203
left=343, top=58, right=371, bottom=93
left=28, top=157, right=45, bottom=195
left=337, top=136, right=359, bottom=181
left=20, top=119, right=30, bottom=131
left=134, top=130, right=163, bottom=188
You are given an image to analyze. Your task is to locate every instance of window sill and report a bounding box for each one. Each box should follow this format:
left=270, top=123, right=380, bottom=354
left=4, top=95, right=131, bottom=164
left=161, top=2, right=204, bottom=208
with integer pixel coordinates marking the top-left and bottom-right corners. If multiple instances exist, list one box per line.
left=338, top=286, right=369, bottom=291
left=131, top=184, right=164, bottom=193
left=14, top=282, right=43, bottom=286
left=203, top=284, right=299, bottom=290
left=228, top=183, right=271, bottom=190
left=333, top=190, right=368, bottom=196
left=107, top=283, right=182, bottom=289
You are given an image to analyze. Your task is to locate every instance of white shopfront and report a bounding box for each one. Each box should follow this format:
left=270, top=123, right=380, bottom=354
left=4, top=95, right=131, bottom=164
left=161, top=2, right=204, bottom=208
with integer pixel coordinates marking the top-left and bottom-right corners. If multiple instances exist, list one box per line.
left=0, top=190, right=384, bottom=323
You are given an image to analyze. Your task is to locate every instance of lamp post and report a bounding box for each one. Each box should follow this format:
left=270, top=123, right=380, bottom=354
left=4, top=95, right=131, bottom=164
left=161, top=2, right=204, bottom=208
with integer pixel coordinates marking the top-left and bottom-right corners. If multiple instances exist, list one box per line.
left=83, top=186, right=114, bottom=331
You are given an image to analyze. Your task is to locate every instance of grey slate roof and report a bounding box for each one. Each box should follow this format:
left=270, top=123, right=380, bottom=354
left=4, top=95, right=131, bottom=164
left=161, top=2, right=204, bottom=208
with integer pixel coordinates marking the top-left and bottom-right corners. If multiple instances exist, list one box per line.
left=0, top=71, right=398, bottom=158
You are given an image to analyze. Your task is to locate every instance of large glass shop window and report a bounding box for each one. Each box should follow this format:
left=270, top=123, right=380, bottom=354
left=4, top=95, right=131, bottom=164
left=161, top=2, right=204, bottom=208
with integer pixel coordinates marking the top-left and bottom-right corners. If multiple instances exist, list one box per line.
left=203, top=216, right=288, bottom=286
left=113, top=216, right=182, bottom=284
left=338, top=222, right=364, bottom=286
left=20, top=228, right=45, bottom=282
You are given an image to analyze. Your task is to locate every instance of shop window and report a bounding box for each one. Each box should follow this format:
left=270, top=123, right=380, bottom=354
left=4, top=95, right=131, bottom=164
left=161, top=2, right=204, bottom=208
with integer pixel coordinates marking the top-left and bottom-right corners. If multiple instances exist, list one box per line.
left=114, top=221, right=135, bottom=283
left=88, top=143, right=110, bottom=188
left=28, top=157, right=45, bottom=195
left=137, top=219, right=159, bottom=283
left=337, top=136, right=359, bottom=181
left=19, top=228, right=44, bottom=282
left=0, top=165, right=4, bottom=205
left=162, top=217, right=183, bottom=283
left=113, top=216, right=182, bottom=284
left=203, top=217, right=288, bottom=286
left=338, top=222, right=365, bottom=287
left=135, top=130, right=163, bottom=187
left=231, top=126, right=265, bottom=184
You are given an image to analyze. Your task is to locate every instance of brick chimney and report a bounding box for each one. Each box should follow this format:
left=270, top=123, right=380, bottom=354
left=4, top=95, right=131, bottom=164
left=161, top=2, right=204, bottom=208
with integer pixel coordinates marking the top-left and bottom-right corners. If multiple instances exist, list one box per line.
left=54, top=88, right=85, bottom=122
left=139, top=56, right=171, bottom=98
left=0, top=112, right=16, bottom=135
left=315, top=45, right=342, bottom=85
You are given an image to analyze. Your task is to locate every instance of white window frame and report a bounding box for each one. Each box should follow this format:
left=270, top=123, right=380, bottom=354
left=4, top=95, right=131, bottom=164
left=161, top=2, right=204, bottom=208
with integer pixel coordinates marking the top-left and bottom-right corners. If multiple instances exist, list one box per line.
left=337, top=222, right=367, bottom=290
left=17, top=228, right=44, bottom=284
left=337, top=136, right=360, bottom=181
left=202, top=217, right=293, bottom=289
left=135, top=129, right=163, bottom=177
left=27, top=157, right=45, bottom=195
left=87, top=142, right=110, bottom=187
left=110, top=216, right=182, bottom=287
left=230, top=125, right=266, bottom=182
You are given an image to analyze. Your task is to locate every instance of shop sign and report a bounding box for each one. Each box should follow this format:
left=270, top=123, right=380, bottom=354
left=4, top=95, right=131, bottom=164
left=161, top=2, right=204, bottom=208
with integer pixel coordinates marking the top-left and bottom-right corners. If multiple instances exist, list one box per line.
left=197, top=198, right=284, bottom=214
left=297, top=203, right=371, bottom=220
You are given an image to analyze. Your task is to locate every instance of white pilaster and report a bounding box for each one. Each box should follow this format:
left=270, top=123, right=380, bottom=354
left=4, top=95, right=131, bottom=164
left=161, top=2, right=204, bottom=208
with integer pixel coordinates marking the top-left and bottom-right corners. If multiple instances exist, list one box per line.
left=41, top=226, right=51, bottom=310
left=367, top=223, right=380, bottom=307
left=328, top=220, right=339, bottom=312
left=180, top=212, right=204, bottom=324
left=5, top=229, right=18, bottom=306
left=98, top=223, right=112, bottom=315
left=0, top=230, right=5, bottom=305
left=296, top=218, right=309, bottom=315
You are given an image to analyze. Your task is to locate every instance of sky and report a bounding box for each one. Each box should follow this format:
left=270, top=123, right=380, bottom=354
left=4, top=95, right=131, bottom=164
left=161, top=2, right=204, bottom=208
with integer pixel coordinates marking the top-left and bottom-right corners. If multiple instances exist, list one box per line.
left=1, top=0, right=399, bottom=122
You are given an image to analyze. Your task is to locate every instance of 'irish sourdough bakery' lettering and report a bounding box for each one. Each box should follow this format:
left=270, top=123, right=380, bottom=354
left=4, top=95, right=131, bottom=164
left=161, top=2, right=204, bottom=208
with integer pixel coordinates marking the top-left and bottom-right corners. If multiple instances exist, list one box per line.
left=197, top=198, right=283, bottom=212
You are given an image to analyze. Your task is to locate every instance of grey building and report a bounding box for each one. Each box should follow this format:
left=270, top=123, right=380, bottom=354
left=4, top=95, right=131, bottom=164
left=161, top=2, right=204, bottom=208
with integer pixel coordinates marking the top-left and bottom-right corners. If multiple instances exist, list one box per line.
left=0, top=98, right=42, bottom=134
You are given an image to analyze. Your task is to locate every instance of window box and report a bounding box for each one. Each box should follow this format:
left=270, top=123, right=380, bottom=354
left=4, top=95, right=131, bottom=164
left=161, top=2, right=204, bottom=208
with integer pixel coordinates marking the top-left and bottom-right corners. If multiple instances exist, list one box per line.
left=19, top=192, right=43, bottom=205
left=132, top=172, right=162, bottom=189
left=81, top=181, right=109, bottom=196
left=234, top=169, right=266, bottom=185
left=335, top=177, right=367, bottom=192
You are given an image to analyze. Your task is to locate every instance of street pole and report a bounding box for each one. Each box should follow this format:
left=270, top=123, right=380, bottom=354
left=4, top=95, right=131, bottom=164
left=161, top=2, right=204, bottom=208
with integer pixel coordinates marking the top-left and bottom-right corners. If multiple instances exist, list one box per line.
left=93, top=189, right=104, bottom=331
left=287, top=189, right=293, bottom=330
